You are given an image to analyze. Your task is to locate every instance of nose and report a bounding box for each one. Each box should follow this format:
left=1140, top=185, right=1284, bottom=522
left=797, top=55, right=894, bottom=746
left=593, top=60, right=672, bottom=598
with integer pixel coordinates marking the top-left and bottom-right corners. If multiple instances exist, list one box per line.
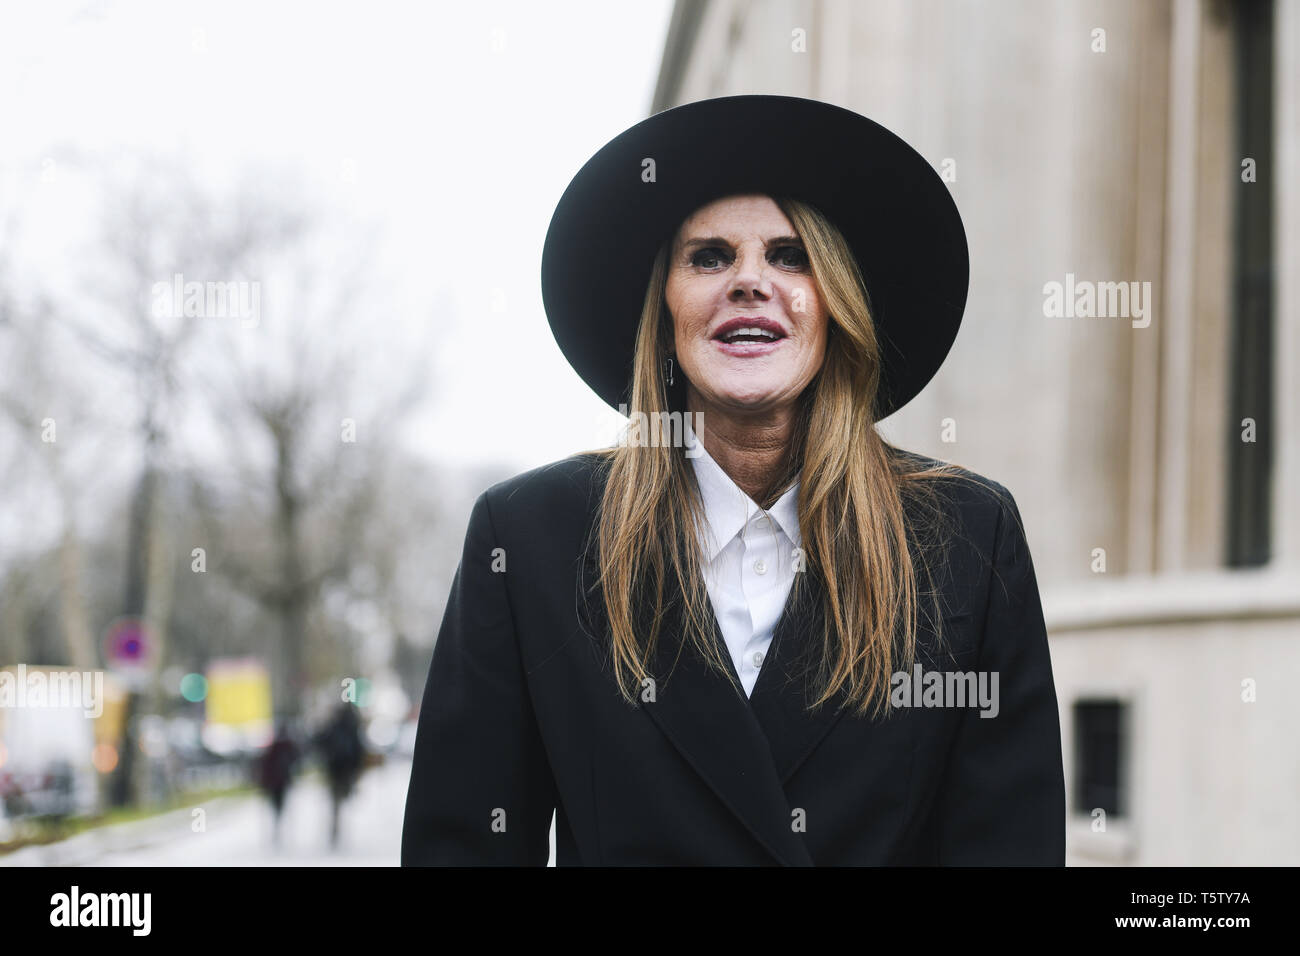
left=727, top=248, right=773, bottom=301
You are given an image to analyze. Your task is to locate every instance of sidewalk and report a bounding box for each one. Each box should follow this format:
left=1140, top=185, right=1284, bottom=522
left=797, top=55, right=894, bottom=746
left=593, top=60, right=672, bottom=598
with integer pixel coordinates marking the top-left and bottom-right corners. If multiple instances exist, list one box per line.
left=1, top=756, right=412, bottom=866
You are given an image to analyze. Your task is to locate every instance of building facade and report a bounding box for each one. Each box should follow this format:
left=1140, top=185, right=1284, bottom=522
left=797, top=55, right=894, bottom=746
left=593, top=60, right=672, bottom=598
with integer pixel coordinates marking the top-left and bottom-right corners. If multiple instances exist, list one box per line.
left=653, top=0, right=1299, bottom=865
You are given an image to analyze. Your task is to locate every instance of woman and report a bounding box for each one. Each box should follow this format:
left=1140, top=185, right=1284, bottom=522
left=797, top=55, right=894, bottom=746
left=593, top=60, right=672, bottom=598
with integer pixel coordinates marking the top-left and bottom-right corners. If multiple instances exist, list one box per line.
left=401, top=95, right=1065, bottom=866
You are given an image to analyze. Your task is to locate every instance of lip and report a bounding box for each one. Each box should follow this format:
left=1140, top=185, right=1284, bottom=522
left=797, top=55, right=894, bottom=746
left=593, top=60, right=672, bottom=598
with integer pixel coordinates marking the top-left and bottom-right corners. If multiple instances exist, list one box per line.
left=710, top=315, right=787, bottom=343
left=713, top=337, right=786, bottom=357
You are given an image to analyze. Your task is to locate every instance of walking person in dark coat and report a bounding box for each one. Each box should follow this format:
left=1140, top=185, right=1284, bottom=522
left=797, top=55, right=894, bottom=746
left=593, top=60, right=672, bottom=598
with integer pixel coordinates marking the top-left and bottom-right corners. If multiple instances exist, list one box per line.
left=256, top=718, right=300, bottom=848
left=313, top=703, right=366, bottom=849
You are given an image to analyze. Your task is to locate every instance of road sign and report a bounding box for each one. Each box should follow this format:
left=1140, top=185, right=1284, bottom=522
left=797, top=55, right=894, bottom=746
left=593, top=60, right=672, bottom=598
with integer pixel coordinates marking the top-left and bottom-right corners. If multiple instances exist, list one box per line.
left=101, top=617, right=157, bottom=689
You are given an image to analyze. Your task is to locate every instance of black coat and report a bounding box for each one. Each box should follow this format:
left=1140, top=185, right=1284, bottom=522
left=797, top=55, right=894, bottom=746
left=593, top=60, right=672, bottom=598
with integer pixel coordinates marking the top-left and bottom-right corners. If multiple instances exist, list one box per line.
left=401, top=452, right=1065, bottom=865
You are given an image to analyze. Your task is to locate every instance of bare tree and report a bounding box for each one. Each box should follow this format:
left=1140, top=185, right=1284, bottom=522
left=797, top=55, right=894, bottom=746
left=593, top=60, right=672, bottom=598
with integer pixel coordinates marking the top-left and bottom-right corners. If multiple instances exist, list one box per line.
left=0, top=165, right=109, bottom=673
left=5, top=149, right=440, bottom=812
left=178, top=177, right=428, bottom=721
left=47, top=155, right=317, bottom=805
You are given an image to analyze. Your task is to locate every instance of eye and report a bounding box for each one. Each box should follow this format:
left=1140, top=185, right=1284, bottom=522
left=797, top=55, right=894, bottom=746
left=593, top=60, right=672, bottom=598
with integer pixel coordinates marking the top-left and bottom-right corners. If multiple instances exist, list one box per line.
left=689, top=247, right=729, bottom=269
left=772, top=245, right=809, bottom=269
left=686, top=245, right=808, bottom=270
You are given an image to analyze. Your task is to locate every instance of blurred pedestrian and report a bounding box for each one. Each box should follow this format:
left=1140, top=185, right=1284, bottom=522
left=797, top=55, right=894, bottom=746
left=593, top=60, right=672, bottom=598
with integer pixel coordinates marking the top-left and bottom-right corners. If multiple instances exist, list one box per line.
left=313, top=703, right=365, bottom=849
left=256, top=718, right=300, bottom=847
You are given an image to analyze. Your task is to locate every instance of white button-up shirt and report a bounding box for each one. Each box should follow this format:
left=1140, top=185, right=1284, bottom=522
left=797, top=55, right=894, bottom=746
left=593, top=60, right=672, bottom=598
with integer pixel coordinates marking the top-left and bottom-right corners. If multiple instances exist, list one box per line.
left=689, top=443, right=801, bottom=697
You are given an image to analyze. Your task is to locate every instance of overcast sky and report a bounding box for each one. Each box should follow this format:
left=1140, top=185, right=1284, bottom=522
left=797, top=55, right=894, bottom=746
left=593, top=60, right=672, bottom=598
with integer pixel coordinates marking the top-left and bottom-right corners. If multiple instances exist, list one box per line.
left=0, top=0, right=673, bottom=481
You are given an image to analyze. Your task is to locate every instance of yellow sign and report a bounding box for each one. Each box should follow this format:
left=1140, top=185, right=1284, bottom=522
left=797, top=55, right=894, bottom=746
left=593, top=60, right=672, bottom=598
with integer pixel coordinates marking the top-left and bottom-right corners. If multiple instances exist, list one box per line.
left=205, top=658, right=272, bottom=726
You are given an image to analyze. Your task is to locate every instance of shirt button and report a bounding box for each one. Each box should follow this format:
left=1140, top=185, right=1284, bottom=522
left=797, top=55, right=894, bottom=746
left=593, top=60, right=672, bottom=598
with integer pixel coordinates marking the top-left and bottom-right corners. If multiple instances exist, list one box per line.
left=754, top=559, right=767, bottom=574
left=752, top=651, right=765, bottom=667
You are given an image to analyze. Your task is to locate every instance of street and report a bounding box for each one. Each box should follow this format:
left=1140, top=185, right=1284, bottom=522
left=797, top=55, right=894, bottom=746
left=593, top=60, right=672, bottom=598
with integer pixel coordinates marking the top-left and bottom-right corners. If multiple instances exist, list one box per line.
left=3, top=757, right=407, bottom=866
left=1, top=756, right=559, bottom=866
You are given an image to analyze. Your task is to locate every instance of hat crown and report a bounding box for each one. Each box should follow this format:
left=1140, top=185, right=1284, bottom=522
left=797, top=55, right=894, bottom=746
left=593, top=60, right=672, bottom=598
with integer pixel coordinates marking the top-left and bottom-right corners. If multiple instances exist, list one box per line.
left=541, top=94, right=969, bottom=421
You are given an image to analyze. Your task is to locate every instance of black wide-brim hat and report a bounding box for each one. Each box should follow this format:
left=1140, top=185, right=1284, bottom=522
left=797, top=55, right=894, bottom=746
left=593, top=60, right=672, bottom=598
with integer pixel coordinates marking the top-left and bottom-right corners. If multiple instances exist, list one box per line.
left=540, top=94, right=969, bottom=421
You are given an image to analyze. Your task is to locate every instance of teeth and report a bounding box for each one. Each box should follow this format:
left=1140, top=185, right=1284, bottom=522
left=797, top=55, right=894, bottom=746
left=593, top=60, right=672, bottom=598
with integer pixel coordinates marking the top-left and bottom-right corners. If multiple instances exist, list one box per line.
left=722, top=327, right=778, bottom=343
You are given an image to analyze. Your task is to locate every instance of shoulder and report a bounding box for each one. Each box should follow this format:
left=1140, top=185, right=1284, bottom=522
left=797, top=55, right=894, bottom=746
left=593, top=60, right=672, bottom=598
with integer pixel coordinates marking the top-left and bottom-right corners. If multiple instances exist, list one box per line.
left=891, top=446, right=1017, bottom=515
left=890, top=446, right=1026, bottom=561
left=475, top=451, right=611, bottom=531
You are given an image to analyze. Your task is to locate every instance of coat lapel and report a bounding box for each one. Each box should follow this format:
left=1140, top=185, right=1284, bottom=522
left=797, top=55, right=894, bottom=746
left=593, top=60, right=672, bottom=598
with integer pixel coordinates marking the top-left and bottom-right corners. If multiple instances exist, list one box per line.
left=638, top=577, right=817, bottom=867
left=745, top=562, right=853, bottom=784
left=579, top=540, right=850, bottom=867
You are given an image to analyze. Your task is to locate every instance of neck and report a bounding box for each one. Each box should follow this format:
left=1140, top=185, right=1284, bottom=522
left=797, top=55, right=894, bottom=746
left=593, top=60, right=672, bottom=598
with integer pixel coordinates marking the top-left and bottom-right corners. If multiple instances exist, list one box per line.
left=689, top=391, right=798, bottom=507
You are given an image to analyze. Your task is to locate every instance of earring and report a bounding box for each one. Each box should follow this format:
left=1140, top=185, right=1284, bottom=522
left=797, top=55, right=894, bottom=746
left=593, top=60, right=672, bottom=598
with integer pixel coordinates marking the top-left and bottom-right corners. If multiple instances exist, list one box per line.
left=664, top=357, right=675, bottom=387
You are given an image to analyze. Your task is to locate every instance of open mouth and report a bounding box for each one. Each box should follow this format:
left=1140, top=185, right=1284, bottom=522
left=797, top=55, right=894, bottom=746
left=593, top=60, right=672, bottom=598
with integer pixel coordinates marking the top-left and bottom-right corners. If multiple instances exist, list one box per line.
left=712, top=331, right=786, bottom=357
left=711, top=317, right=788, bottom=346
left=717, top=327, right=784, bottom=344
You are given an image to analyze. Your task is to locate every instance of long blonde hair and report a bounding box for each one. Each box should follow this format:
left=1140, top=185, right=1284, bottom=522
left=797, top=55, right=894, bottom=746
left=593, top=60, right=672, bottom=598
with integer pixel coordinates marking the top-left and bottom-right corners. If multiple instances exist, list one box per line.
left=576, top=195, right=1002, bottom=720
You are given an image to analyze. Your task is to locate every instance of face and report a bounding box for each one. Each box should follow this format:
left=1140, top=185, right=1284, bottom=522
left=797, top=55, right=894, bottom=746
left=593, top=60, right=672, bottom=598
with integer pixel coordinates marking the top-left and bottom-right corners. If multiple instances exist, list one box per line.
left=664, top=194, right=828, bottom=416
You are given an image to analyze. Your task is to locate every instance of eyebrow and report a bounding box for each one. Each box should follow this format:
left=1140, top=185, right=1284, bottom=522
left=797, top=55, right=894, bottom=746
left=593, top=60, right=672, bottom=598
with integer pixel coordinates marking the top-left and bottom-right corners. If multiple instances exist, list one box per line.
left=679, top=234, right=805, bottom=250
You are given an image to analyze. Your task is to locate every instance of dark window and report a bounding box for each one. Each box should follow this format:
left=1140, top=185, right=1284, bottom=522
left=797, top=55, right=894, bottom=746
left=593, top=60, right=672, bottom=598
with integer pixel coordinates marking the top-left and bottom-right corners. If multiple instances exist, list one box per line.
left=1074, top=699, right=1126, bottom=819
left=1226, top=0, right=1275, bottom=567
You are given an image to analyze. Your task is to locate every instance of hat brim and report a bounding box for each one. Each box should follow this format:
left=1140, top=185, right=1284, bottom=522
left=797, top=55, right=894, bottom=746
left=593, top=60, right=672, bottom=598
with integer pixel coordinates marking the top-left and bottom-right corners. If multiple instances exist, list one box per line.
left=541, top=94, right=969, bottom=420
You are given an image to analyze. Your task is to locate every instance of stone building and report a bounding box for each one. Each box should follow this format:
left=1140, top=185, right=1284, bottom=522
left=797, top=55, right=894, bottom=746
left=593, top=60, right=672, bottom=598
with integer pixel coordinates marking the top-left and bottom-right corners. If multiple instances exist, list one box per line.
left=652, top=0, right=1298, bottom=865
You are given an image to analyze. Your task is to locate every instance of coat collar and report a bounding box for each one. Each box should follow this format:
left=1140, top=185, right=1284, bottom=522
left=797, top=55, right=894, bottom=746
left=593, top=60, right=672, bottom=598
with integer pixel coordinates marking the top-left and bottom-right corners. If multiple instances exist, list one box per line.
left=580, top=533, right=852, bottom=867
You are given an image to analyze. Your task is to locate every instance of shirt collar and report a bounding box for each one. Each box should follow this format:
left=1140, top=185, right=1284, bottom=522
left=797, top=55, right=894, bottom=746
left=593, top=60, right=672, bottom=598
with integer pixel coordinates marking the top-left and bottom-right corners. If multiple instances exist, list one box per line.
left=689, top=442, right=801, bottom=562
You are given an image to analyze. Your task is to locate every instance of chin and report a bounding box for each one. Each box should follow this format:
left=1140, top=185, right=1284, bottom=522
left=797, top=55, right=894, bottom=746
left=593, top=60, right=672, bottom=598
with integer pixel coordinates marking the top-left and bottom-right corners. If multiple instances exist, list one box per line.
left=709, top=385, right=785, bottom=408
